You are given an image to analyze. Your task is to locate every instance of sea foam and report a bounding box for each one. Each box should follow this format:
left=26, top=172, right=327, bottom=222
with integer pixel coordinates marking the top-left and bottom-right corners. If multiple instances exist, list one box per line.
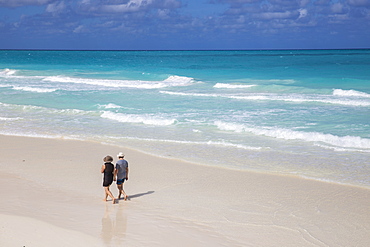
left=101, top=111, right=177, bottom=126
left=0, top=68, right=17, bottom=76
left=213, top=83, right=256, bottom=89
left=333, top=89, right=370, bottom=98
left=110, top=135, right=261, bottom=150
left=43, top=75, right=195, bottom=89
left=214, top=121, right=370, bottom=150
left=12, top=86, right=56, bottom=93
left=97, top=103, right=123, bottom=109
left=0, top=117, right=22, bottom=121
left=161, top=91, right=370, bottom=106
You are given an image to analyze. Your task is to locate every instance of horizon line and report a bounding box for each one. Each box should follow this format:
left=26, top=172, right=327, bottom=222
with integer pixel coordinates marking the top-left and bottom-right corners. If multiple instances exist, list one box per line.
left=1, top=48, right=369, bottom=52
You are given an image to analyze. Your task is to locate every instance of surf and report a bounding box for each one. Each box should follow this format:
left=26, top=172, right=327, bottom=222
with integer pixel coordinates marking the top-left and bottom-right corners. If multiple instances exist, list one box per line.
left=214, top=121, right=370, bottom=150
left=100, top=111, right=177, bottom=126
left=42, top=75, right=196, bottom=89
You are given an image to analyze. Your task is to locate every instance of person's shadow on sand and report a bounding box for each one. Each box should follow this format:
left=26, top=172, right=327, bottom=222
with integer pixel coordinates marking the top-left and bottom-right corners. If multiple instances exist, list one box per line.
left=124, top=191, right=154, bottom=200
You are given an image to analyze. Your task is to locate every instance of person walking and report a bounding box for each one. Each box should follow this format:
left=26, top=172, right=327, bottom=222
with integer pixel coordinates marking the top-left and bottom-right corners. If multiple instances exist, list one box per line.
left=101, top=155, right=117, bottom=204
left=114, top=152, right=129, bottom=200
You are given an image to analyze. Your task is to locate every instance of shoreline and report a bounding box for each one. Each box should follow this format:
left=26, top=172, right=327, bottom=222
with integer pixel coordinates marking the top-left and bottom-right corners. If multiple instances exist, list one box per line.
left=2, top=133, right=369, bottom=191
left=1, top=135, right=369, bottom=246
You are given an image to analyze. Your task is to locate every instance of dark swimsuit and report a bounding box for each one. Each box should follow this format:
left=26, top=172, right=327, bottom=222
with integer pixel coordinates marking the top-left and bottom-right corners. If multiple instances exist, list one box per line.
left=102, top=162, right=114, bottom=187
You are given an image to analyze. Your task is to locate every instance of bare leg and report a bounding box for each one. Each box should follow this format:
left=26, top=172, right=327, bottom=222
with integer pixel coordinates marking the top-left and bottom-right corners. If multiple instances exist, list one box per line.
left=104, top=187, right=117, bottom=204
left=117, top=184, right=122, bottom=199
left=123, top=191, right=128, bottom=201
left=117, top=184, right=128, bottom=200
left=103, top=189, right=109, bottom=201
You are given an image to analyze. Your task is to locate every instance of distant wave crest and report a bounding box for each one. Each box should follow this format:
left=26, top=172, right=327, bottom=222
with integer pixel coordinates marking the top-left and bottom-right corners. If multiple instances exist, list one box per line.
left=43, top=75, right=195, bottom=89
left=333, top=89, right=370, bottom=98
left=214, top=83, right=256, bottom=89
left=0, top=68, right=17, bottom=76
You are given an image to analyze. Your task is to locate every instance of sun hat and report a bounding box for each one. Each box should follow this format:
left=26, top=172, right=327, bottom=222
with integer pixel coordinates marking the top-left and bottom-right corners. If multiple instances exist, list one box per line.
left=117, top=152, right=125, bottom=158
left=104, top=155, right=113, bottom=162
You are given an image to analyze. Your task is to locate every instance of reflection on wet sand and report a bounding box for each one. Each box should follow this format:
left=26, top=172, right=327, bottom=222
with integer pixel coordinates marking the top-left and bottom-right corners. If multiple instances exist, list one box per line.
left=101, top=191, right=154, bottom=246
left=101, top=203, right=127, bottom=246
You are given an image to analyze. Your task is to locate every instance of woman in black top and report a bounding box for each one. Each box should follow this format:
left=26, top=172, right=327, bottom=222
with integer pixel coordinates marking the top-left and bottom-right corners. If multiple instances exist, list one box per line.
left=101, top=155, right=117, bottom=204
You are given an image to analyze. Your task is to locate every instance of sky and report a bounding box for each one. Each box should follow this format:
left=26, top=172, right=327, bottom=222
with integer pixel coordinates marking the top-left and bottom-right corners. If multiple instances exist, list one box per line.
left=0, top=0, right=369, bottom=50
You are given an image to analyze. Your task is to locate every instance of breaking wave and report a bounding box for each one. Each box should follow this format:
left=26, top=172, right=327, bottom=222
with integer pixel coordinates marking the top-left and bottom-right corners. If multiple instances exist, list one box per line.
left=333, top=89, right=370, bottom=98
left=214, top=83, right=257, bottom=89
left=0, top=68, right=17, bottom=76
left=43, top=75, right=196, bottom=89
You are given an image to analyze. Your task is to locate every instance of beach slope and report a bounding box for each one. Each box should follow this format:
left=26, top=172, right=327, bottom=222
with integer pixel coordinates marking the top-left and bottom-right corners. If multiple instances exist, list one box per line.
left=0, top=135, right=369, bottom=246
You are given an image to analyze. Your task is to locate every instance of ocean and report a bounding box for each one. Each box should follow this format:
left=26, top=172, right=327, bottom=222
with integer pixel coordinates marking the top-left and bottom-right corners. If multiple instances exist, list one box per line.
left=1, top=49, right=369, bottom=188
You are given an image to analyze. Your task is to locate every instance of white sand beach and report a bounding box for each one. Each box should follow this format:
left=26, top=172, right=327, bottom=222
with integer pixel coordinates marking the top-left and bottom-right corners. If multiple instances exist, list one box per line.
left=0, top=135, right=369, bottom=246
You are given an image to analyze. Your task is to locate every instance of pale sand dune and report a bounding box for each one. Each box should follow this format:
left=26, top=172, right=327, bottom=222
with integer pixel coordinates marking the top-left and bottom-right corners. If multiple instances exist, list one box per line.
left=0, top=135, right=369, bottom=246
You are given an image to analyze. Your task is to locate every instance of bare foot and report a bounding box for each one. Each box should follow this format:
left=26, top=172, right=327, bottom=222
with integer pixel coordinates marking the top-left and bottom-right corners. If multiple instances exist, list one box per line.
left=124, top=195, right=128, bottom=201
left=112, top=198, right=117, bottom=204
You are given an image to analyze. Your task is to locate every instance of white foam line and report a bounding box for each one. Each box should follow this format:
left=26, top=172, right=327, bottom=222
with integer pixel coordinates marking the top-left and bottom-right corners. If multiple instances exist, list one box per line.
left=100, top=111, right=177, bottom=126
left=333, top=89, right=370, bottom=98
left=0, top=117, right=23, bottom=121
left=214, top=83, right=257, bottom=89
left=42, top=75, right=196, bottom=89
left=110, top=136, right=262, bottom=150
left=214, top=121, right=370, bottom=150
left=160, top=91, right=370, bottom=107
left=12, top=86, right=57, bottom=93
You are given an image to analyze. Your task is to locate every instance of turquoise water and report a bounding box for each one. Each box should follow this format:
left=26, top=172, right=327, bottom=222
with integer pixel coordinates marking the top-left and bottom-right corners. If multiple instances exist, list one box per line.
left=1, top=50, right=369, bottom=187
